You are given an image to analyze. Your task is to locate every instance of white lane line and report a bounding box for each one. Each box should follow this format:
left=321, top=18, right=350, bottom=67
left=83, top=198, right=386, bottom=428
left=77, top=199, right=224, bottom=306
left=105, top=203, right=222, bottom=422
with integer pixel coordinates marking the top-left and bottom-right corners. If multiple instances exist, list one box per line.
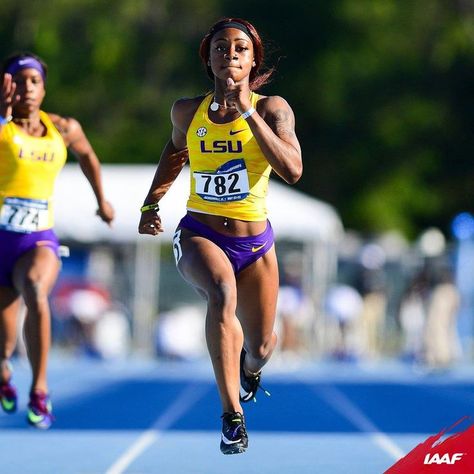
left=312, top=384, right=405, bottom=461
left=104, top=382, right=210, bottom=474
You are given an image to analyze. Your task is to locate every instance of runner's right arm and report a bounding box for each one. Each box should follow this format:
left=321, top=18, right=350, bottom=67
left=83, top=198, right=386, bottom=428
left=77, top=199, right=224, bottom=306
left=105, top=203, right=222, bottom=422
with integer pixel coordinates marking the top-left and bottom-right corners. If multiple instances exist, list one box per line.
left=138, top=98, right=193, bottom=235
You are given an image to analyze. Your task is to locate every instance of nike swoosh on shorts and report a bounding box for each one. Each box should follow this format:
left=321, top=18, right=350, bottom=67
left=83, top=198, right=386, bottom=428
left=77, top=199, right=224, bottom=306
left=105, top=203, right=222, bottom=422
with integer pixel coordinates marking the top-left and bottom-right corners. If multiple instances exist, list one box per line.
left=251, top=242, right=267, bottom=253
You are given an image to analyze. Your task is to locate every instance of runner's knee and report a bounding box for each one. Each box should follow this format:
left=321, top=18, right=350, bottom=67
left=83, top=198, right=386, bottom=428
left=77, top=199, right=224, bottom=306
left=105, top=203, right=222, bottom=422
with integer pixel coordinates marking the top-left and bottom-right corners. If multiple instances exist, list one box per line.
left=247, top=332, right=277, bottom=361
left=20, top=276, right=49, bottom=312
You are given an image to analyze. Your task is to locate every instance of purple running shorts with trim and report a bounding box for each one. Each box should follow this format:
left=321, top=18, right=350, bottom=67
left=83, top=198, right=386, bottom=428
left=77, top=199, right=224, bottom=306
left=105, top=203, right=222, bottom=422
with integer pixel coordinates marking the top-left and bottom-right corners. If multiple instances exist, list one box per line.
left=175, top=213, right=274, bottom=274
left=0, top=229, right=60, bottom=287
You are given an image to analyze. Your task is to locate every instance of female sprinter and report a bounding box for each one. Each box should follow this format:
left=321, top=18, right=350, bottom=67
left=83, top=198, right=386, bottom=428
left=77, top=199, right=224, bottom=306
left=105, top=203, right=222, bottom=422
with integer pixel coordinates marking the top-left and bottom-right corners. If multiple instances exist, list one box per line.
left=0, top=53, right=115, bottom=429
left=138, top=18, right=302, bottom=454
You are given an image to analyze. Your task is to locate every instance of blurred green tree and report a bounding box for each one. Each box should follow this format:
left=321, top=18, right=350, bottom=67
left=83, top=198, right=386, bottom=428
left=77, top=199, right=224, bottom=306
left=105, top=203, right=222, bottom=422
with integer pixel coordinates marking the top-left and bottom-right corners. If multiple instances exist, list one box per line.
left=0, top=0, right=221, bottom=163
left=1, top=0, right=473, bottom=238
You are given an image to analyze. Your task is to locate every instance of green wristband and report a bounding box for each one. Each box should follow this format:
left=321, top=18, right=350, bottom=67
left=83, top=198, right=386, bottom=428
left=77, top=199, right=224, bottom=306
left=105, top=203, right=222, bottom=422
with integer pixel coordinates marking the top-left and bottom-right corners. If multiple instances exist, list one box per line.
left=140, top=203, right=160, bottom=213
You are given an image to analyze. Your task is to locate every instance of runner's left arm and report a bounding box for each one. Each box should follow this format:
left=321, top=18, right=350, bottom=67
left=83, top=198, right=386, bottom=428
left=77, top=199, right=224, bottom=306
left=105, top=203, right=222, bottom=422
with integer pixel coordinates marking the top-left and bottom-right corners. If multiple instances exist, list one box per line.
left=49, top=113, right=115, bottom=226
left=244, top=96, right=302, bottom=184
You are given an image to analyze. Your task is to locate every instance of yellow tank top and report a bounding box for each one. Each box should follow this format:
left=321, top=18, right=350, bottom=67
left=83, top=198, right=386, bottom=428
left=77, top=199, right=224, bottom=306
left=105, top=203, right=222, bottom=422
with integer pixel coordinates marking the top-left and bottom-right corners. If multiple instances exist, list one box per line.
left=0, top=110, right=67, bottom=232
left=186, top=93, right=271, bottom=221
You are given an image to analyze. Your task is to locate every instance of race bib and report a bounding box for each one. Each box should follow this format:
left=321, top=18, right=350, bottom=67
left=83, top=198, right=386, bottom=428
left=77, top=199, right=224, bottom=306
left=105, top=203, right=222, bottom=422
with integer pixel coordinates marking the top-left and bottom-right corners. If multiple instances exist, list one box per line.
left=193, top=159, right=250, bottom=202
left=0, top=197, right=49, bottom=233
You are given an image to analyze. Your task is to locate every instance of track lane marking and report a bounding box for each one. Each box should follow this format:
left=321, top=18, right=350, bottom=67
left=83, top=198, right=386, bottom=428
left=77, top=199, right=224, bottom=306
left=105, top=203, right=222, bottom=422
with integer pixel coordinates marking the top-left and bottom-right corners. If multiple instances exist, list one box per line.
left=311, top=384, right=405, bottom=461
left=105, top=382, right=210, bottom=474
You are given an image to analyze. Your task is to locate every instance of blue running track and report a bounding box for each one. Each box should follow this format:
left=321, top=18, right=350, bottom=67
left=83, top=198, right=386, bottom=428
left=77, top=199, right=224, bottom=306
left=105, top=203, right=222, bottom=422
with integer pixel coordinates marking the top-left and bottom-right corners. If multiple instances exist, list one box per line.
left=1, top=355, right=473, bottom=473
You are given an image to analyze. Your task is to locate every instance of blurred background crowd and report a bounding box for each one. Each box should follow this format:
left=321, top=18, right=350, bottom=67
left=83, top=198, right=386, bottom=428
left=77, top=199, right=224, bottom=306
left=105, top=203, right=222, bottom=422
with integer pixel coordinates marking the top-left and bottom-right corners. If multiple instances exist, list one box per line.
left=2, top=0, right=474, bottom=370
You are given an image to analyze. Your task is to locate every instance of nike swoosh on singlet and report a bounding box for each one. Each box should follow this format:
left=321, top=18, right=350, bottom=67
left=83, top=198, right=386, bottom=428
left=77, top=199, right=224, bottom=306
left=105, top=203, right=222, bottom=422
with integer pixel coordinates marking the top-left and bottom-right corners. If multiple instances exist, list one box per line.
left=251, top=242, right=267, bottom=253
left=229, top=129, right=246, bottom=135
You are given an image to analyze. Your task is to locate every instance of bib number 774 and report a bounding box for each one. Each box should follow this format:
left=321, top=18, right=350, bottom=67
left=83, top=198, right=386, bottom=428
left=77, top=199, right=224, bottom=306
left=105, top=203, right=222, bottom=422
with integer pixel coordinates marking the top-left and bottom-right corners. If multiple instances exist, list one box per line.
left=0, top=197, right=49, bottom=233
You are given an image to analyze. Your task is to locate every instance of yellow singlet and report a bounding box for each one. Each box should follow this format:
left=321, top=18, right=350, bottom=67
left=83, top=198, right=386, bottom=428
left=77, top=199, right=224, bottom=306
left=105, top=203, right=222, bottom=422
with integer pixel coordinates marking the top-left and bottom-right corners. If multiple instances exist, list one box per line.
left=186, top=93, right=271, bottom=221
left=0, top=111, right=67, bottom=232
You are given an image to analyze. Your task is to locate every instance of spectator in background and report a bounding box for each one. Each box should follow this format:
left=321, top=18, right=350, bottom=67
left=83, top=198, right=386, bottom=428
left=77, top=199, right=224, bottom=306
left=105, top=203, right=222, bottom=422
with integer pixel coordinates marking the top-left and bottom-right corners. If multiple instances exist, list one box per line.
left=356, top=244, right=388, bottom=360
left=52, top=280, right=130, bottom=360
left=324, top=283, right=364, bottom=361
left=154, top=305, right=206, bottom=360
left=276, top=252, right=311, bottom=357
left=423, top=267, right=460, bottom=369
left=52, top=280, right=110, bottom=349
left=91, top=306, right=130, bottom=360
left=398, top=268, right=430, bottom=363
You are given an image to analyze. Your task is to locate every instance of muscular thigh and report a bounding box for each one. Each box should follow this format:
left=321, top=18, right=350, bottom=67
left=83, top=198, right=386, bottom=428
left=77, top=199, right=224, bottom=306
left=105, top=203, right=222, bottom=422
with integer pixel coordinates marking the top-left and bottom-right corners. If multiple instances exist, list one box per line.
left=175, top=228, right=236, bottom=297
left=12, top=247, right=60, bottom=296
left=236, top=246, right=279, bottom=343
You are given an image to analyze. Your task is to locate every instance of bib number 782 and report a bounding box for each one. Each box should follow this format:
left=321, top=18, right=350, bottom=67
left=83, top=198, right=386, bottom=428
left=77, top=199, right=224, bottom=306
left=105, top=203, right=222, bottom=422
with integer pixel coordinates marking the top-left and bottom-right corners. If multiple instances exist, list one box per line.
left=194, top=167, right=249, bottom=202
left=201, top=173, right=240, bottom=195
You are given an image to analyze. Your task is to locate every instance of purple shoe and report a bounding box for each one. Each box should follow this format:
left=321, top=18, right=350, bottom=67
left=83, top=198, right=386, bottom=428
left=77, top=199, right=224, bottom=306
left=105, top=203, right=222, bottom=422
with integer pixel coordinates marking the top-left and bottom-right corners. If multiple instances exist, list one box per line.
left=27, top=390, right=54, bottom=429
left=0, top=381, right=18, bottom=414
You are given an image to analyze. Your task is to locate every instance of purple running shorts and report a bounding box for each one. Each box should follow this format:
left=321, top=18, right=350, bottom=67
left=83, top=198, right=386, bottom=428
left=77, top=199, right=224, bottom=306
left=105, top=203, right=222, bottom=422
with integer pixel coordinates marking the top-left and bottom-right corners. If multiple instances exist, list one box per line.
left=175, top=213, right=274, bottom=274
left=0, top=228, right=60, bottom=287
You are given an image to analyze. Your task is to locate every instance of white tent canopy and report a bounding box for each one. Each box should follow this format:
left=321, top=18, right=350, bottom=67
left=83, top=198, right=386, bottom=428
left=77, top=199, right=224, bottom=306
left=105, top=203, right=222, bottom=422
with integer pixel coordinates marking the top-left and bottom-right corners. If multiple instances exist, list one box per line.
left=54, top=164, right=343, bottom=243
left=54, top=164, right=343, bottom=355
